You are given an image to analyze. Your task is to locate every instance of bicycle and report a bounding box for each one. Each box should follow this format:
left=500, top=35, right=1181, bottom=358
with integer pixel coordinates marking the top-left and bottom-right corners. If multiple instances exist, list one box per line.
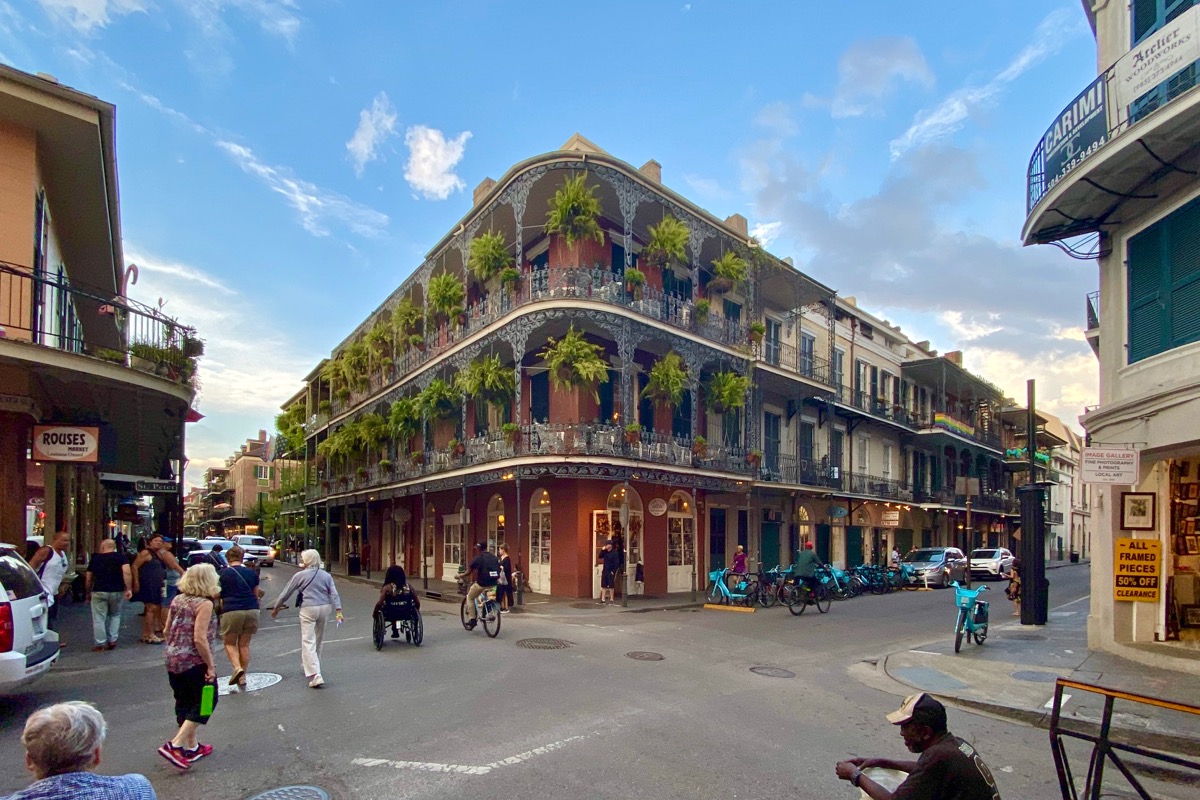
left=459, top=583, right=502, bottom=638
left=783, top=570, right=831, bottom=615
left=745, top=563, right=784, bottom=608
left=951, top=581, right=989, bottom=653
left=706, top=568, right=753, bottom=606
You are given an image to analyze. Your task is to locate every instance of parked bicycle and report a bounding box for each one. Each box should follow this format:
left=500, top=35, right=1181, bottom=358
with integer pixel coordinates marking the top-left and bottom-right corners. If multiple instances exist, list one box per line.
left=951, top=581, right=989, bottom=653
left=707, top=568, right=754, bottom=606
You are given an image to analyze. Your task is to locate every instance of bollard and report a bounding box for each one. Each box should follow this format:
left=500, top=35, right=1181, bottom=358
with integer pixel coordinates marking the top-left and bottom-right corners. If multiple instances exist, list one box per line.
left=514, top=570, right=523, bottom=606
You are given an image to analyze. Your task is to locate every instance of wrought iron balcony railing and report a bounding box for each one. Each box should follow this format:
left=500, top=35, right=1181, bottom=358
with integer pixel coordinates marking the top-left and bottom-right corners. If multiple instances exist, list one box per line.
left=845, top=471, right=911, bottom=501
left=757, top=338, right=834, bottom=386
left=1086, top=290, right=1099, bottom=331
left=760, top=453, right=841, bottom=489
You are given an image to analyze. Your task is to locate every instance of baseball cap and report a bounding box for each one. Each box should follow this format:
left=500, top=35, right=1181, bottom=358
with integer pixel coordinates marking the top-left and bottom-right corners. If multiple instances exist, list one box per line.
left=886, top=692, right=946, bottom=726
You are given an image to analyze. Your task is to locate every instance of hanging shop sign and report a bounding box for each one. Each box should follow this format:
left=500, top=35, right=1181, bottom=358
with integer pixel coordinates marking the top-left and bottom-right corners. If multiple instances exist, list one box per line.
left=32, top=425, right=99, bottom=463
left=1113, top=5, right=1200, bottom=111
left=881, top=509, right=901, bottom=527
left=1113, top=537, right=1161, bottom=602
left=1081, top=447, right=1139, bottom=484
left=647, top=498, right=667, bottom=517
left=829, top=506, right=849, bottom=519
left=1041, top=74, right=1108, bottom=196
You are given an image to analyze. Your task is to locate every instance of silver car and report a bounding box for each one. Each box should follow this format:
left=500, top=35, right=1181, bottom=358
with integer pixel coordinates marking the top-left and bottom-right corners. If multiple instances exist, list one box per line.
left=901, top=547, right=968, bottom=588
left=0, top=544, right=59, bottom=694
left=970, top=548, right=1015, bottom=580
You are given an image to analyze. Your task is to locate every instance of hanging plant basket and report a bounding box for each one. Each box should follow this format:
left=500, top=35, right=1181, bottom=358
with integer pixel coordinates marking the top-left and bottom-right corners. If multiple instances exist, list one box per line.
left=708, top=276, right=733, bottom=294
left=409, top=451, right=425, bottom=466
left=746, top=450, right=763, bottom=467
left=692, top=437, right=708, bottom=458
left=454, top=441, right=466, bottom=456
left=625, top=424, right=641, bottom=444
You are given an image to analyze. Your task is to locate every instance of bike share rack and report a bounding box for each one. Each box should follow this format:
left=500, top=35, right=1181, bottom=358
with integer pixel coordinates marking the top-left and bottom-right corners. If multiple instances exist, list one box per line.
left=1049, top=678, right=1200, bottom=800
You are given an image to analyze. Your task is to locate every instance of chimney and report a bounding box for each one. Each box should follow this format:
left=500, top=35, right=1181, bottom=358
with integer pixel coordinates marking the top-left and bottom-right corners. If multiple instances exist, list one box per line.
left=639, top=159, right=662, bottom=183
left=724, top=213, right=748, bottom=236
left=259, top=429, right=267, bottom=441
left=473, top=177, right=496, bottom=206
left=842, top=296, right=857, bottom=308
left=945, top=350, right=963, bottom=367
left=782, top=256, right=794, bottom=267
left=916, top=340, right=930, bottom=352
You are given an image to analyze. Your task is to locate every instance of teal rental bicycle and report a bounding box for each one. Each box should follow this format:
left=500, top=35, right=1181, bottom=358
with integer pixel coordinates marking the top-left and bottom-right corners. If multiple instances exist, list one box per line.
left=707, top=568, right=753, bottom=606
left=951, top=581, right=989, bottom=653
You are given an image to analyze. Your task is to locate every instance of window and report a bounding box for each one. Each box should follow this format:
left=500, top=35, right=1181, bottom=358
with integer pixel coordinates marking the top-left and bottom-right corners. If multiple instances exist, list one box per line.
left=530, top=371, right=550, bottom=422
left=799, top=332, right=815, bottom=375
left=723, top=298, right=741, bottom=323
left=882, top=444, right=893, bottom=481
left=1128, top=196, right=1200, bottom=363
left=763, top=412, right=781, bottom=471
left=765, top=318, right=781, bottom=365
left=487, top=494, right=505, bottom=551
left=1133, top=1, right=1194, bottom=44
left=832, top=350, right=844, bottom=395
left=667, top=492, right=695, bottom=567
left=443, top=515, right=463, bottom=569
left=1130, top=2, right=1197, bottom=119
left=799, top=421, right=815, bottom=462
left=855, top=436, right=869, bottom=474
left=254, top=465, right=271, bottom=480
left=530, top=489, right=551, bottom=565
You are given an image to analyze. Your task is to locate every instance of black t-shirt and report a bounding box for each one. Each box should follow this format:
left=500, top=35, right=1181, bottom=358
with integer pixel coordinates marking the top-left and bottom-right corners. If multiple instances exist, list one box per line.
left=87, top=552, right=127, bottom=593
left=893, top=732, right=1001, bottom=800
left=602, top=548, right=623, bottom=573
left=469, top=552, right=501, bottom=587
left=218, top=566, right=260, bottom=612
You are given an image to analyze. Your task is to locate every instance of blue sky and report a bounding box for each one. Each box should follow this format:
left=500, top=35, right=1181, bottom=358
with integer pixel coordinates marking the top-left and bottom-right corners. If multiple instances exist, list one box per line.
left=0, top=1, right=1101, bottom=488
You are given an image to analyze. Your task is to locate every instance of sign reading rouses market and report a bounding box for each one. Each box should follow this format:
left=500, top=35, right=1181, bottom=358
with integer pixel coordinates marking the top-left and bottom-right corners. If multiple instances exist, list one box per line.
left=1113, top=538, right=1160, bottom=602
left=32, top=425, right=99, bottom=463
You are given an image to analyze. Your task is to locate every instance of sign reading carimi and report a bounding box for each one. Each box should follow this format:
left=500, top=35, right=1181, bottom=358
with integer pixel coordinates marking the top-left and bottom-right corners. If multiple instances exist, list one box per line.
left=1113, top=538, right=1161, bottom=602
left=32, top=425, right=99, bottom=463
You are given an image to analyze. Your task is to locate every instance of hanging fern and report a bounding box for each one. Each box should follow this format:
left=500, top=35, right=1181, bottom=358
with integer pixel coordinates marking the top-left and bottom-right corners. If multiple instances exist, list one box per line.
left=428, top=272, right=466, bottom=319
left=419, top=377, right=459, bottom=420
left=388, top=396, right=422, bottom=444
left=539, top=325, right=609, bottom=400
left=643, top=216, right=689, bottom=268
left=544, top=173, right=605, bottom=248
left=391, top=296, right=423, bottom=337
left=705, top=370, right=750, bottom=413
left=468, top=231, right=514, bottom=282
left=456, top=354, right=516, bottom=409
left=642, top=351, right=688, bottom=408
left=711, top=250, right=749, bottom=284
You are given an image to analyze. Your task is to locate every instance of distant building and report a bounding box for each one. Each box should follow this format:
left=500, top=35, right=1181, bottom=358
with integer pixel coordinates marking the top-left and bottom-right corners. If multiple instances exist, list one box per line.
left=1023, top=2, right=1200, bottom=653
left=197, top=430, right=293, bottom=538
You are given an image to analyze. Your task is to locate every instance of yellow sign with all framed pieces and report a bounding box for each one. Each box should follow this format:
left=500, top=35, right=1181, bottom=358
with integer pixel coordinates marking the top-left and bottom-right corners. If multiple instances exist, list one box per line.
left=1113, top=538, right=1161, bottom=602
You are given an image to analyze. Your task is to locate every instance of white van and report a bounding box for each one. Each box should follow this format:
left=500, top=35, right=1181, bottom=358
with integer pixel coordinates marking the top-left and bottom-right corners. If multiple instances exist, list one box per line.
left=0, top=543, right=59, bottom=694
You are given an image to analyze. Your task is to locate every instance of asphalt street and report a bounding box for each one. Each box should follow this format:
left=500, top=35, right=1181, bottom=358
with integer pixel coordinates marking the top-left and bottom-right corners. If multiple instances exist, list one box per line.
left=0, top=565, right=1133, bottom=800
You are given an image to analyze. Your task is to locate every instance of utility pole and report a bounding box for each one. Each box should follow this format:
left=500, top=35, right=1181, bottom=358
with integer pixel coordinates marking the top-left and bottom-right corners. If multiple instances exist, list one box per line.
left=1019, top=379, right=1048, bottom=625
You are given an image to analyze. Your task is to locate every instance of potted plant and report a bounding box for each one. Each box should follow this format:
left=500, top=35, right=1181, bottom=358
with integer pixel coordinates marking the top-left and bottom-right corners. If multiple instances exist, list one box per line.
left=624, top=267, right=646, bottom=299
left=709, top=250, right=748, bottom=293
left=356, top=466, right=369, bottom=480
left=468, top=230, right=514, bottom=284
left=747, top=449, right=763, bottom=468
left=501, top=422, right=520, bottom=444
left=641, top=351, right=687, bottom=409
left=338, top=474, right=350, bottom=486
left=391, top=296, right=423, bottom=337
left=694, top=298, right=710, bottom=324
left=539, top=325, right=609, bottom=401
left=388, top=396, right=422, bottom=449
left=129, top=341, right=165, bottom=372
left=409, top=450, right=425, bottom=466
left=625, top=422, right=642, bottom=444
left=409, top=333, right=425, bottom=352
left=544, top=173, right=605, bottom=249
left=318, top=400, right=332, bottom=415
left=642, top=215, right=689, bottom=269
left=181, top=335, right=205, bottom=358
left=705, top=370, right=750, bottom=414
left=428, top=272, right=466, bottom=325
left=749, top=321, right=766, bottom=344
left=448, top=438, right=465, bottom=457
left=456, top=354, right=516, bottom=411
left=499, top=267, right=521, bottom=297
left=692, top=435, right=708, bottom=458
left=419, top=377, right=459, bottom=421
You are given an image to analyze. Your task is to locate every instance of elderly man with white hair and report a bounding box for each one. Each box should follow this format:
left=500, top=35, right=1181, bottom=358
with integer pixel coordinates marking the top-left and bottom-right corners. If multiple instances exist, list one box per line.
left=271, top=549, right=342, bottom=688
left=4, top=701, right=155, bottom=799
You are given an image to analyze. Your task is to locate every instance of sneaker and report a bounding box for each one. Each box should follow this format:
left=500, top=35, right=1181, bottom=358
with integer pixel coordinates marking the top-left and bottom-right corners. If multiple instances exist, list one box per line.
left=184, top=743, right=214, bottom=763
left=91, top=645, right=105, bottom=652
left=106, top=642, right=117, bottom=650
left=309, top=675, right=325, bottom=689
left=158, top=743, right=191, bottom=770
left=465, top=619, right=477, bottom=630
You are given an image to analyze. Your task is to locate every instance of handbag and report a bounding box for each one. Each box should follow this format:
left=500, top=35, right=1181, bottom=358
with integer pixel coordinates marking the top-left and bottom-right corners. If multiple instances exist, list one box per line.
left=497, top=568, right=509, bottom=587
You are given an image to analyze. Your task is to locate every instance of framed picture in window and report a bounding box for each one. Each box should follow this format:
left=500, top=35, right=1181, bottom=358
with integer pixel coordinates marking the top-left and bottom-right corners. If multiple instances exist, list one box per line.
left=1120, top=492, right=1156, bottom=531
left=1189, top=483, right=1200, bottom=500
left=1181, top=605, right=1200, bottom=629
left=1187, top=535, right=1200, bottom=555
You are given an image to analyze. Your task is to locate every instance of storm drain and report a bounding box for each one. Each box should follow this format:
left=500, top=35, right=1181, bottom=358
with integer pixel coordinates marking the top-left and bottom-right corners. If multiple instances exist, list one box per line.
left=218, top=673, right=282, bottom=696
left=516, top=638, right=576, bottom=650
left=245, top=786, right=330, bottom=800
left=626, top=651, right=665, bottom=661
left=1011, top=670, right=1062, bottom=683
left=750, top=666, right=796, bottom=679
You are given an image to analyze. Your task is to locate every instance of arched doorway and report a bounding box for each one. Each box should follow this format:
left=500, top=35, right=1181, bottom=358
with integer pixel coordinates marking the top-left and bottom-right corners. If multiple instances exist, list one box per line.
left=593, top=485, right=643, bottom=598
left=529, top=489, right=552, bottom=594
left=796, top=506, right=813, bottom=562
left=487, top=494, right=505, bottom=552
left=667, top=491, right=696, bottom=592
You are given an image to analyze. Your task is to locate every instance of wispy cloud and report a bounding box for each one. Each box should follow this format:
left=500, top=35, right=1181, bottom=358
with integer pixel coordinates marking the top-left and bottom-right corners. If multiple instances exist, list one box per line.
left=889, top=8, right=1084, bottom=158
left=683, top=173, right=729, bottom=201
left=831, top=36, right=933, bottom=119
left=346, top=91, right=398, bottom=178
left=750, top=221, right=782, bottom=248
left=754, top=101, right=798, bottom=136
left=403, top=125, right=471, bottom=200
left=217, top=140, right=389, bottom=237
left=36, top=0, right=144, bottom=34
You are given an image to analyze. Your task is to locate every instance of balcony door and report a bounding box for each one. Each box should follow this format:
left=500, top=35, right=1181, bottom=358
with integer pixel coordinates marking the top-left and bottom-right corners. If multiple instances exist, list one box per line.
left=529, top=489, right=552, bottom=594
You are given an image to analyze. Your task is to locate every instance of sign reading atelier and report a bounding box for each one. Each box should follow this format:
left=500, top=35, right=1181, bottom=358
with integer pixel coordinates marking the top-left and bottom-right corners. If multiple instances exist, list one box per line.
left=32, top=425, right=99, bottom=463
left=1041, top=74, right=1108, bottom=194
left=1113, top=538, right=1161, bottom=602
left=1113, top=5, right=1200, bottom=111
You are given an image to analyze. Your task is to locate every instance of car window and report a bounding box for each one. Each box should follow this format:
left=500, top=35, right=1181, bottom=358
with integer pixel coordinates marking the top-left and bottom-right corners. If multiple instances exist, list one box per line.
left=972, top=549, right=999, bottom=558
left=948, top=550, right=963, bottom=559
left=238, top=537, right=268, bottom=547
left=903, top=549, right=945, bottom=562
left=0, top=550, right=45, bottom=600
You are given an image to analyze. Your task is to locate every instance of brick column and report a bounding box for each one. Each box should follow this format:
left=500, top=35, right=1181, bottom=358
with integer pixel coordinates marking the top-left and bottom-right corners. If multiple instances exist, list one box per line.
left=0, top=412, right=30, bottom=546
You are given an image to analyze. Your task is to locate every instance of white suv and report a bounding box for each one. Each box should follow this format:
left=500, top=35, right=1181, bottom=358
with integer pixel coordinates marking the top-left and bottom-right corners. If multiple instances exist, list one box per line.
left=0, top=543, right=59, bottom=694
left=233, top=535, right=274, bottom=567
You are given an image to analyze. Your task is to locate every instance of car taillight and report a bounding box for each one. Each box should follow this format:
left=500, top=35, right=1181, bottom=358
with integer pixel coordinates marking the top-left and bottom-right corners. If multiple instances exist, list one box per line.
left=0, top=604, right=14, bottom=653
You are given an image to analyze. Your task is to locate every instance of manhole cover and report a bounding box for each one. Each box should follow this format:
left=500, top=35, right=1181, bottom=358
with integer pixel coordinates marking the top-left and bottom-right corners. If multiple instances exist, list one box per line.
left=750, top=666, right=795, bottom=679
left=626, top=651, right=664, bottom=661
left=218, top=672, right=283, bottom=696
left=1011, top=670, right=1062, bottom=683
left=1005, top=633, right=1048, bottom=641
left=245, top=787, right=330, bottom=800
left=516, top=638, right=576, bottom=650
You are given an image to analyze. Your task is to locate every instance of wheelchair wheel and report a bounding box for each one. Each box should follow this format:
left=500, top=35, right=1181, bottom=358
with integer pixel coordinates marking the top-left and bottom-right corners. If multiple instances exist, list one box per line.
left=372, top=613, right=385, bottom=651
left=411, top=612, right=424, bottom=646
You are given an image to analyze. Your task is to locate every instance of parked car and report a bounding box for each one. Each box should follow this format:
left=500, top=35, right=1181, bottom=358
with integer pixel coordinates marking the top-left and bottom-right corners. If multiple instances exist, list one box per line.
left=184, top=538, right=233, bottom=569
left=970, top=547, right=1015, bottom=579
left=0, top=543, right=59, bottom=694
left=901, top=547, right=968, bottom=588
left=233, top=535, right=274, bottom=567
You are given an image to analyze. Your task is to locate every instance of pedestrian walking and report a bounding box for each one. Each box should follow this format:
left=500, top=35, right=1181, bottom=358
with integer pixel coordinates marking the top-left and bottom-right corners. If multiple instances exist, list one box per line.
left=271, top=549, right=342, bottom=689
left=85, top=540, right=132, bottom=651
left=1007, top=557, right=1022, bottom=617
left=728, top=544, right=748, bottom=588
left=218, top=546, right=263, bottom=690
left=5, top=701, right=156, bottom=799
left=131, top=534, right=183, bottom=645
left=163, top=540, right=181, bottom=605
left=497, top=544, right=514, bottom=611
left=159, top=563, right=221, bottom=770
left=28, top=531, right=70, bottom=639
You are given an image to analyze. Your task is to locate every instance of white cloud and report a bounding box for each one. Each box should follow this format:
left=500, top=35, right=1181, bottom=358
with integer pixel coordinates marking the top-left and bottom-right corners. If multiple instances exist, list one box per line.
left=750, top=221, right=782, bottom=248
left=889, top=8, right=1085, bottom=158
left=346, top=92, right=398, bottom=178
left=683, top=173, right=729, bottom=201
left=938, top=310, right=1002, bottom=341
left=36, top=0, right=143, bottom=33
left=217, top=140, right=389, bottom=237
left=966, top=348, right=1096, bottom=432
left=180, top=0, right=302, bottom=45
left=754, top=101, right=798, bottom=137
left=831, top=37, right=933, bottom=119
left=403, top=125, right=471, bottom=200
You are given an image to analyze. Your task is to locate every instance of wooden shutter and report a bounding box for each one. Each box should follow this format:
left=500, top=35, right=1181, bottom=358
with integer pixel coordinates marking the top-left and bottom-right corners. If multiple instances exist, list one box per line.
left=1127, top=223, right=1163, bottom=363
left=1133, top=0, right=1159, bottom=44
left=1169, top=198, right=1200, bottom=346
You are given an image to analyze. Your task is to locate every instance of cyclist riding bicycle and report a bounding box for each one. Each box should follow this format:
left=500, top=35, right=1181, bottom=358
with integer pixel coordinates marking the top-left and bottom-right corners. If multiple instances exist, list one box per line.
left=463, top=543, right=501, bottom=631
left=794, top=541, right=821, bottom=595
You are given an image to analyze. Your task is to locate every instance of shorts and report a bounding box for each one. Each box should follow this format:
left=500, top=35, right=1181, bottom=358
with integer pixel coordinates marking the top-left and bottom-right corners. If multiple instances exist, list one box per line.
left=167, top=663, right=217, bottom=726
left=220, top=609, right=260, bottom=637
left=601, top=570, right=616, bottom=589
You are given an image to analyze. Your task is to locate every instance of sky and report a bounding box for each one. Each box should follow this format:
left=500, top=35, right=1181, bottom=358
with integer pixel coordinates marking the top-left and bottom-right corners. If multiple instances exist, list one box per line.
left=0, top=1, right=1102, bottom=489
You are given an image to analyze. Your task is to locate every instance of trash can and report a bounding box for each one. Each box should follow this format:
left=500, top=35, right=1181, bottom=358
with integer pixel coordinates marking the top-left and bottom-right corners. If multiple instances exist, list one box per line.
left=1069, top=551, right=1079, bottom=563
left=347, top=553, right=361, bottom=576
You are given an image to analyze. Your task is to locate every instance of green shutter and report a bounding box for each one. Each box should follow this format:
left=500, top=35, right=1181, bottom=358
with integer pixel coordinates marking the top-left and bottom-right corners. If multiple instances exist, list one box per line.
left=1133, top=0, right=1158, bottom=43
left=1128, top=223, right=1164, bottom=363
left=1170, top=198, right=1200, bottom=347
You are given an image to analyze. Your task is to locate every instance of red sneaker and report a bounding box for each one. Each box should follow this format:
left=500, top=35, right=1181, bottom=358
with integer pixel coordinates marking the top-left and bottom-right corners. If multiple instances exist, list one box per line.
left=157, top=743, right=191, bottom=770
left=184, top=743, right=214, bottom=763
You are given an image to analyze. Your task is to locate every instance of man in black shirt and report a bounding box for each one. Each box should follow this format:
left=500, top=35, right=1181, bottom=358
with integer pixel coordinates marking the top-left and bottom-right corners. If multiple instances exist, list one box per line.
left=463, top=543, right=500, bottom=630
left=835, top=692, right=1001, bottom=799
left=85, top=539, right=132, bottom=651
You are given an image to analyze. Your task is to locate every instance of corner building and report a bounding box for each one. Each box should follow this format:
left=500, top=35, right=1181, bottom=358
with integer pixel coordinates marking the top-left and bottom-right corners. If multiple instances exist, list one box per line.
left=1024, top=2, right=1200, bottom=653
left=300, top=135, right=1024, bottom=598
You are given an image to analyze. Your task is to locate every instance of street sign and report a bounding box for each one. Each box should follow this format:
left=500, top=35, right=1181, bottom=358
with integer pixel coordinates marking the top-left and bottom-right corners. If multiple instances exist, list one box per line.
left=135, top=480, right=178, bottom=494
left=1082, top=447, right=1139, bottom=484
left=1113, top=537, right=1160, bottom=602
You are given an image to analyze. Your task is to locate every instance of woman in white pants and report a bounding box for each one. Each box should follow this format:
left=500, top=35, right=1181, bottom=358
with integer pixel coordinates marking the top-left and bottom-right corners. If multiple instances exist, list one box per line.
left=271, top=550, right=342, bottom=688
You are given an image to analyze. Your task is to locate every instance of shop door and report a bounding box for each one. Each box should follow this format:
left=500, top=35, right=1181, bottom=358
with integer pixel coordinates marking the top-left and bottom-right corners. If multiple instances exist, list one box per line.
left=709, top=508, right=727, bottom=571
left=895, top=528, right=914, bottom=557
left=760, top=522, right=781, bottom=571
left=423, top=514, right=436, bottom=581
left=667, top=509, right=695, bottom=592
left=442, top=517, right=463, bottom=583
left=815, top=524, right=832, bottom=564
left=592, top=510, right=611, bottom=599
left=846, top=526, right=865, bottom=567
left=529, top=507, right=551, bottom=594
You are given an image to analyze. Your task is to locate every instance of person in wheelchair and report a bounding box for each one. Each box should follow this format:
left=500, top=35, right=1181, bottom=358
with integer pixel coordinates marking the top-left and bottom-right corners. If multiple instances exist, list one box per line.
left=374, top=564, right=419, bottom=639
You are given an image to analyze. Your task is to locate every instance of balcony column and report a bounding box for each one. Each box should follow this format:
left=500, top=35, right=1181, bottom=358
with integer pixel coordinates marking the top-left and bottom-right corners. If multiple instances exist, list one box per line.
left=0, top=412, right=30, bottom=547
left=687, top=221, right=710, bottom=304
left=617, top=322, right=636, bottom=425
left=505, top=326, right=530, bottom=426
